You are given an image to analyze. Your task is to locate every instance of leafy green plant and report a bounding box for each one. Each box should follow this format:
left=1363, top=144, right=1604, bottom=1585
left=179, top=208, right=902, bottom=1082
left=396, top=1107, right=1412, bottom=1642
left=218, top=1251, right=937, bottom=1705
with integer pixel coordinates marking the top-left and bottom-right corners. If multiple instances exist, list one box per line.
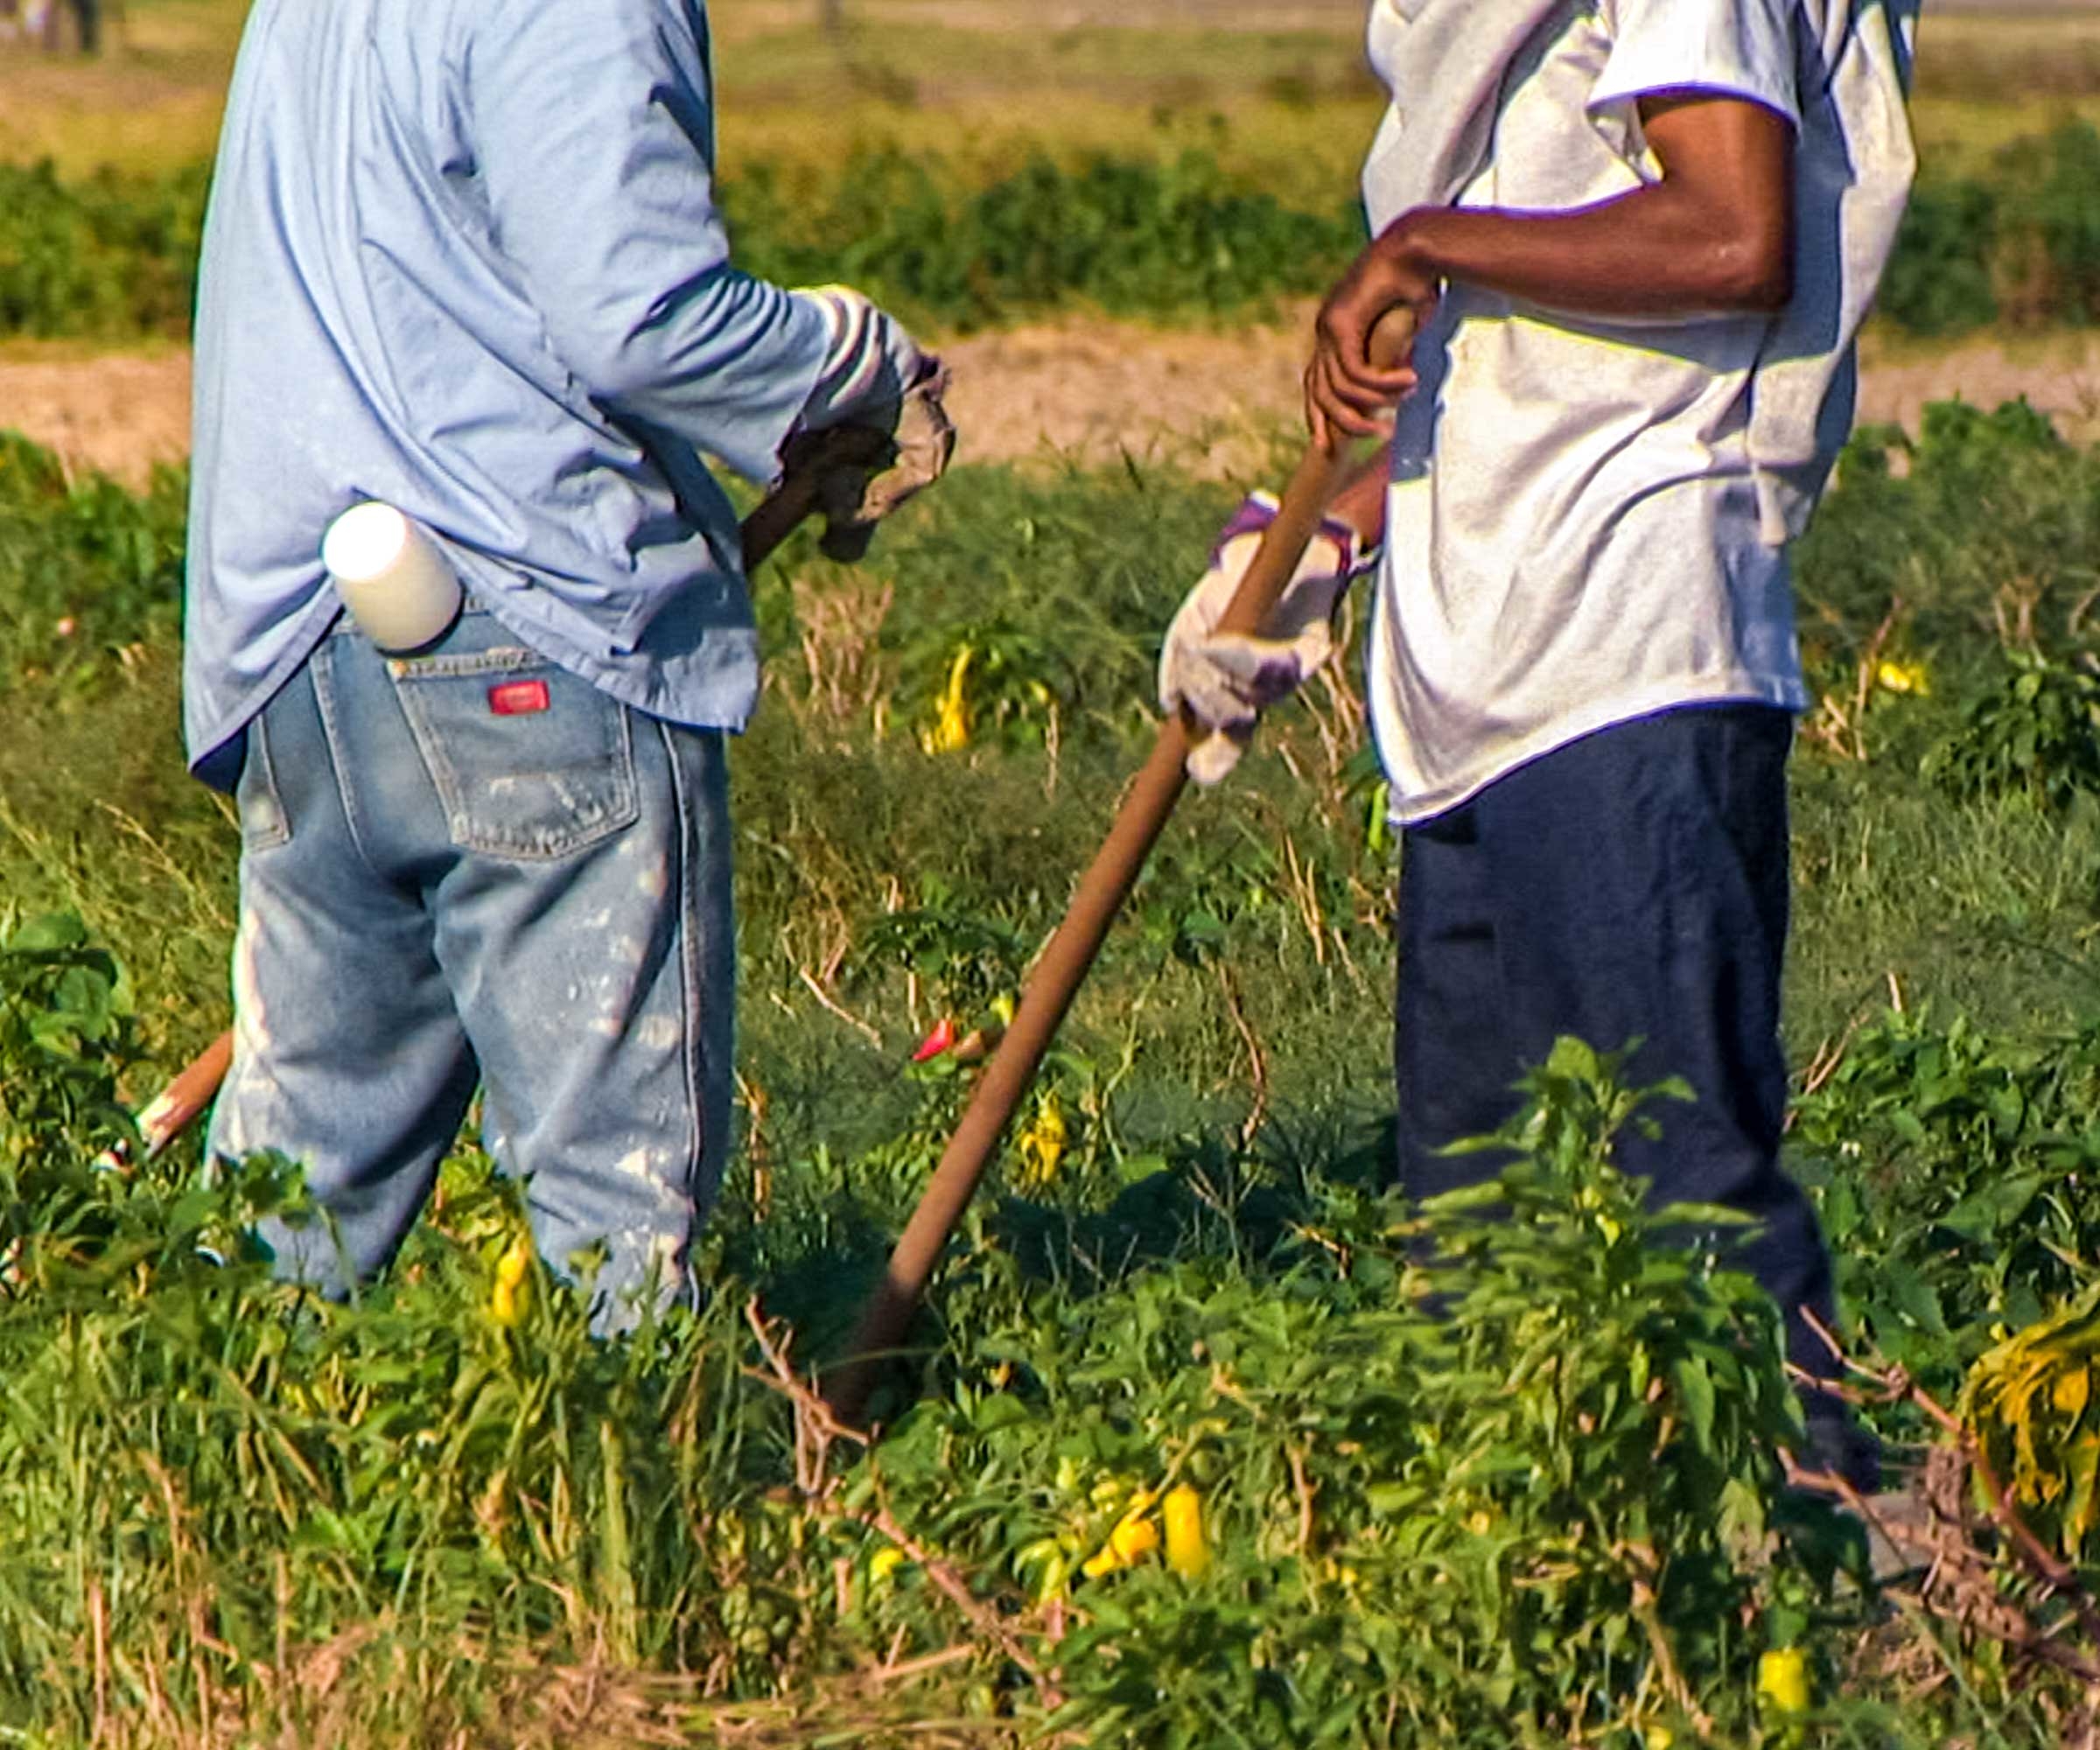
left=726, top=146, right=1368, bottom=330
left=6, top=418, right=2100, bottom=1742
left=0, top=1110, right=840, bottom=1735
left=0, top=908, right=136, bottom=1175
left=906, top=622, right=1074, bottom=754
left=857, top=875, right=1027, bottom=1021
left=1999, top=120, right=2100, bottom=324
left=0, top=431, right=189, bottom=700
left=1878, top=177, right=1998, bottom=335
left=1792, top=398, right=2096, bottom=746
left=41, top=124, right=2100, bottom=344
left=0, top=159, right=206, bottom=340
left=855, top=1040, right=1840, bottom=1748
left=1791, top=1008, right=2100, bottom=1402
left=1924, top=651, right=2100, bottom=810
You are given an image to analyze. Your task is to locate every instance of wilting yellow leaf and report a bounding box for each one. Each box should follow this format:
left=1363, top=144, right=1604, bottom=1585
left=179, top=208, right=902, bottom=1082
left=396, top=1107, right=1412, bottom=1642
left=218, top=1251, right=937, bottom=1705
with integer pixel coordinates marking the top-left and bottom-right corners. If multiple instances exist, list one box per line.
left=1962, top=1282, right=2100, bottom=1556
left=2068, top=1435, right=2100, bottom=1548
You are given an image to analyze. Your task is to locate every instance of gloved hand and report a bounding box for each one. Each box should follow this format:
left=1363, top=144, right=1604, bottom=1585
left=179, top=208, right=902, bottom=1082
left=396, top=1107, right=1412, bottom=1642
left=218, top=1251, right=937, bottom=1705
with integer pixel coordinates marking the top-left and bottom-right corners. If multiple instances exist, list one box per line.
left=1158, top=491, right=1372, bottom=785
left=786, top=285, right=956, bottom=558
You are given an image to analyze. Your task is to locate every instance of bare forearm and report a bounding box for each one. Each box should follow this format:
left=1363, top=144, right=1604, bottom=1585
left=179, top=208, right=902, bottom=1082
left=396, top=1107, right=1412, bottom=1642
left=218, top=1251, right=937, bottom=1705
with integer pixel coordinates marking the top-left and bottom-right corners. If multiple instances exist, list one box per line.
left=1328, top=446, right=1391, bottom=549
left=1387, top=186, right=1791, bottom=320
left=1303, top=95, right=1797, bottom=444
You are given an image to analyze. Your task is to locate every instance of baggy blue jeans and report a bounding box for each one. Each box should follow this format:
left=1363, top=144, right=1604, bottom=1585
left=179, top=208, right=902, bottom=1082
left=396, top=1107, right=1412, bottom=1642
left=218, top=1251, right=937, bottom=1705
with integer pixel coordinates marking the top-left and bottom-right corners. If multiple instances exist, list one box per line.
left=1394, top=704, right=1871, bottom=1480
left=208, top=610, right=734, bottom=1322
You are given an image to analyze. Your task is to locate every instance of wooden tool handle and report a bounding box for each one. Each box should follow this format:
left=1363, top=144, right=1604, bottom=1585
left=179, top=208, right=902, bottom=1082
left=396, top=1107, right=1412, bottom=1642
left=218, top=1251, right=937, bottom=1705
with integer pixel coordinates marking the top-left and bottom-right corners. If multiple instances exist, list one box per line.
left=822, top=305, right=1419, bottom=1424
left=127, top=460, right=856, bottom=1166
left=95, top=1028, right=234, bottom=1170
left=742, top=422, right=893, bottom=563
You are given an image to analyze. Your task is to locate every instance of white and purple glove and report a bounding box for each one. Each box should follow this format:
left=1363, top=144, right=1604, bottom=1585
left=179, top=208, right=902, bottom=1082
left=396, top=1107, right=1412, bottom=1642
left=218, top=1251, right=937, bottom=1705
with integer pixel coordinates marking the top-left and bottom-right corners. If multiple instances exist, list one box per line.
left=1158, top=491, right=1373, bottom=785
left=785, top=285, right=955, bottom=557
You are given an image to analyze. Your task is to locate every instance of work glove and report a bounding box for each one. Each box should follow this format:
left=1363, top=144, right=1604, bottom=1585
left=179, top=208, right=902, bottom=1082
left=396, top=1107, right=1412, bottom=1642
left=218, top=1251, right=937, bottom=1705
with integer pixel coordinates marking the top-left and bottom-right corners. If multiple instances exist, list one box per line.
left=1158, top=491, right=1373, bottom=785
left=785, top=285, right=956, bottom=559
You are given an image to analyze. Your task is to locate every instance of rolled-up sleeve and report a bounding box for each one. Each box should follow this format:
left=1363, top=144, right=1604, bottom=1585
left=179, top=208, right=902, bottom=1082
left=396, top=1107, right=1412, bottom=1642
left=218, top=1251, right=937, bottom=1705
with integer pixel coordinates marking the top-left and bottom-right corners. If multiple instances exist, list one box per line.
left=468, top=0, right=828, bottom=481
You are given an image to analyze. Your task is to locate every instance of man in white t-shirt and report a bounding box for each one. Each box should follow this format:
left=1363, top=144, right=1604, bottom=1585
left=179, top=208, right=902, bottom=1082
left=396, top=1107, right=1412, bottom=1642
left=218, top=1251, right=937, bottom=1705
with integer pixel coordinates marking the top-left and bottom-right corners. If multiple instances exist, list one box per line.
left=1161, top=0, right=1915, bottom=1488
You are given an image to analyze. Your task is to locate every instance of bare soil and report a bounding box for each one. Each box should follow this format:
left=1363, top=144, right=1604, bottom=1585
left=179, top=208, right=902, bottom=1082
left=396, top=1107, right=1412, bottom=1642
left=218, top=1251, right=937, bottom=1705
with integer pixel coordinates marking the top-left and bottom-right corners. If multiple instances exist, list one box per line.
left=0, top=347, right=193, bottom=484
left=4, top=319, right=2100, bottom=490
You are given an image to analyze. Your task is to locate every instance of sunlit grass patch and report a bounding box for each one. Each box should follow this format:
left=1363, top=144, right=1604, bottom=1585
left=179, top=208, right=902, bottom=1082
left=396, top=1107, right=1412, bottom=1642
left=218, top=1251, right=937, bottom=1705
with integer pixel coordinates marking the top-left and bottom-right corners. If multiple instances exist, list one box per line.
left=4, top=378, right=2100, bottom=1740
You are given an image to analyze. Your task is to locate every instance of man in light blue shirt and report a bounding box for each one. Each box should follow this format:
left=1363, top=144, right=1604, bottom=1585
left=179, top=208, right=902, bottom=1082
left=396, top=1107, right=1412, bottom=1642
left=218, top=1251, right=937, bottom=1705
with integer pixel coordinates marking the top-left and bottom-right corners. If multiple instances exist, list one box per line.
left=186, top=0, right=946, bottom=1314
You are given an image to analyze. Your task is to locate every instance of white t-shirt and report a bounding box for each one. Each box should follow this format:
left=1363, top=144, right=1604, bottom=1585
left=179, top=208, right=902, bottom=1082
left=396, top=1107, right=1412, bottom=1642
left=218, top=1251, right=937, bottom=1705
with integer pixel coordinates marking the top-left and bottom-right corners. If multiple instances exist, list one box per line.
left=1363, top=0, right=1816, bottom=823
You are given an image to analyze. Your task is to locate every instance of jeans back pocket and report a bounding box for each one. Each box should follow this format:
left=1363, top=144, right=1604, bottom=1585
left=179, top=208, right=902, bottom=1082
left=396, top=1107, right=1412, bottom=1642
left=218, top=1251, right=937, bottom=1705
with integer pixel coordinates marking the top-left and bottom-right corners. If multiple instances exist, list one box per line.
left=389, top=642, right=638, bottom=859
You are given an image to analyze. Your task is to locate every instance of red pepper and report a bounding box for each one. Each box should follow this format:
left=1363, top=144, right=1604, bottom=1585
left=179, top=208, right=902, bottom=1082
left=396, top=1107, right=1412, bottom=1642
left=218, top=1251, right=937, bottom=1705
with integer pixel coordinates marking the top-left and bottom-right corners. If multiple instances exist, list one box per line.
left=911, top=1016, right=958, bottom=1062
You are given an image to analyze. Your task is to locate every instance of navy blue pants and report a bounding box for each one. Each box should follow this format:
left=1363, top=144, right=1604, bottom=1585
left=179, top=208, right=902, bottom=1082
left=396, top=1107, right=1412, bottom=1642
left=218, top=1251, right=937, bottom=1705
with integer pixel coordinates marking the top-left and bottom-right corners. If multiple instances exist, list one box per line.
left=1395, top=704, right=1843, bottom=1410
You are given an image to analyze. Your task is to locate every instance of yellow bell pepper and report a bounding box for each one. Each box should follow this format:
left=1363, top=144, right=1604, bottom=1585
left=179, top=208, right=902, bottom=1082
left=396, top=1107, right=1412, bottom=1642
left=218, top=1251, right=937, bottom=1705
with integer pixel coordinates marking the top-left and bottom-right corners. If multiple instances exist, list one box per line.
left=1757, top=1647, right=1812, bottom=1715
left=922, top=646, right=974, bottom=753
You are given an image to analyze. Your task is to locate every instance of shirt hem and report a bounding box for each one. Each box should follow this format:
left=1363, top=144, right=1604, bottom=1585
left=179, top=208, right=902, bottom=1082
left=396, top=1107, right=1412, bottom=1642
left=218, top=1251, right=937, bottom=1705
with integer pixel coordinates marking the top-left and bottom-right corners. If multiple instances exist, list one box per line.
left=185, top=598, right=345, bottom=791
left=1382, top=673, right=1809, bottom=827
left=474, top=590, right=760, bottom=737
left=187, top=584, right=760, bottom=794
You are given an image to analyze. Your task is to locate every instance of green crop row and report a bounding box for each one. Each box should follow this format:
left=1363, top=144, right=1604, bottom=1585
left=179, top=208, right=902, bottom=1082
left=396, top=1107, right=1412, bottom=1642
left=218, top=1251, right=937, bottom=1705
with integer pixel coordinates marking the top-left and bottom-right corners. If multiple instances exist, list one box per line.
left=8, top=122, right=2100, bottom=340
left=4, top=969, right=1964, bottom=1746
left=6, top=402, right=2100, bottom=1740
left=724, top=145, right=1360, bottom=327
left=1879, top=120, right=2100, bottom=335
left=0, top=159, right=208, bottom=342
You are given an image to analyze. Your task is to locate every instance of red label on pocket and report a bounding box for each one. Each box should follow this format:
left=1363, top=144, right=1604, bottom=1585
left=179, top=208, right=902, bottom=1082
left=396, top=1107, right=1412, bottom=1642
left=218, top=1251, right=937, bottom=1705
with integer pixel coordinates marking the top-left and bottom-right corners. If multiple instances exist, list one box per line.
left=488, top=678, right=550, bottom=717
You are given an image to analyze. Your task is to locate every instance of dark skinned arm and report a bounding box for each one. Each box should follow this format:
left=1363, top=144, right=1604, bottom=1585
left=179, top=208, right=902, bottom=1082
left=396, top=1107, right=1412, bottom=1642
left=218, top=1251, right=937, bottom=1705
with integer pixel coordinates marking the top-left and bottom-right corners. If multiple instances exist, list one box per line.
left=1306, top=93, right=1797, bottom=452
left=1326, top=451, right=1392, bottom=550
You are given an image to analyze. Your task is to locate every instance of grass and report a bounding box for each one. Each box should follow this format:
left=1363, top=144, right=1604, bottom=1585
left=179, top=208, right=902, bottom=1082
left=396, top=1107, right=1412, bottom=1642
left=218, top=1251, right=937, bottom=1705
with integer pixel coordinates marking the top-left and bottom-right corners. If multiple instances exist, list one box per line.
left=5, top=409, right=2100, bottom=1740
left=6, top=2, right=2100, bottom=1740
left=3, top=398, right=2098, bottom=1176
left=2, top=368, right=2100, bottom=1738
left=10, top=410, right=2091, bottom=1131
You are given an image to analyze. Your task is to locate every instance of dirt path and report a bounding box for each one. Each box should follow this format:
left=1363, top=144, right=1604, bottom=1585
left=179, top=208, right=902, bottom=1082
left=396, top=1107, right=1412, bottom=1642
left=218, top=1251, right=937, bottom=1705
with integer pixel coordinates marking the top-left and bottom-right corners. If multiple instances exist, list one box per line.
left=6, top=320, right=2100, bottom=489
left=0, top=349, right=194, bottom=484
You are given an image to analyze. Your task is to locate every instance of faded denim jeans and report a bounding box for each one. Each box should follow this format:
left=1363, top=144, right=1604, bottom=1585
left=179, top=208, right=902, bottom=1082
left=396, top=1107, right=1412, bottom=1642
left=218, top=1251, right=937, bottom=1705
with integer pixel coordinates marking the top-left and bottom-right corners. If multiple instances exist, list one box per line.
left=209, top=610, right=734, bottom=1323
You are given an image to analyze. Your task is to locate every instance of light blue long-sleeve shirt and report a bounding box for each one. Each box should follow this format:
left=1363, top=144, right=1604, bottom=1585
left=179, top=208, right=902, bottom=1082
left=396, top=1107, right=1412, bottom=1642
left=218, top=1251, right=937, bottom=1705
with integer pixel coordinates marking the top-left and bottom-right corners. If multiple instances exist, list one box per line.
left=183, top=0, right=830, bottom=790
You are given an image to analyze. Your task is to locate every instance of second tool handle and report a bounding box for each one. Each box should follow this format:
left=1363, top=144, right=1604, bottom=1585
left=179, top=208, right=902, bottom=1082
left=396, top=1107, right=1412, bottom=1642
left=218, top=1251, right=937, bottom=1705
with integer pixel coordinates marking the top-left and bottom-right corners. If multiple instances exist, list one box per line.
left=822, top=306, right=1418, bottom=1426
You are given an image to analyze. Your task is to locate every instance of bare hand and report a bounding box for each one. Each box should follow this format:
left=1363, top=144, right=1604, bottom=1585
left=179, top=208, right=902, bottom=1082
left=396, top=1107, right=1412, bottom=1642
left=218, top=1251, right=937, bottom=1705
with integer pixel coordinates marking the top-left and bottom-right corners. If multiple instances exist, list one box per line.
left=1306, top=223, right=1439, bottom=451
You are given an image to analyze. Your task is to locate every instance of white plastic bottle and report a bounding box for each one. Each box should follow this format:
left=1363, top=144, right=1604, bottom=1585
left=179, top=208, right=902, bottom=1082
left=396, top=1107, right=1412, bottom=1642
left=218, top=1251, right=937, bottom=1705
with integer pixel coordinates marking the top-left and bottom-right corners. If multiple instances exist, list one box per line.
left=321, top=502, right=463, bottom=654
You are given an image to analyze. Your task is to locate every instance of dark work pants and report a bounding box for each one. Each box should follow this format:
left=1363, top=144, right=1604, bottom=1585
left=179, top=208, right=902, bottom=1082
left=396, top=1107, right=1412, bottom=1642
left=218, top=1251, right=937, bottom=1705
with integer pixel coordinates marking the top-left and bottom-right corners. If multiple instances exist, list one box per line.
left=1394, top=704, right=1847, bottom=1436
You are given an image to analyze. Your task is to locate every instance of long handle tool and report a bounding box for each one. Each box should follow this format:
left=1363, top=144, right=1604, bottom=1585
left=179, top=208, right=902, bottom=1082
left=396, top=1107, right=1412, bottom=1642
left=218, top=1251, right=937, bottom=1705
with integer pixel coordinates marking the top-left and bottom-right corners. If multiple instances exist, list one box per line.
left=822, top=309, right=1418, bottom=1424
